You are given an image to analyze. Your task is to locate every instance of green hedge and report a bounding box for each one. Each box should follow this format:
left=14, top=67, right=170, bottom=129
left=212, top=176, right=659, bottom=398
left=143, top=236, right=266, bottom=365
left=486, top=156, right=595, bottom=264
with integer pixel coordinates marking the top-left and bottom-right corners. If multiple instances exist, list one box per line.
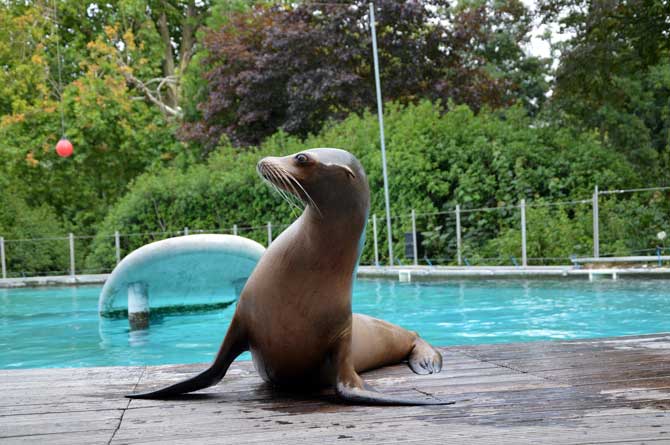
left=87, top=101, right=646, bottom=269
left=0, top=180, right=68, bottom=276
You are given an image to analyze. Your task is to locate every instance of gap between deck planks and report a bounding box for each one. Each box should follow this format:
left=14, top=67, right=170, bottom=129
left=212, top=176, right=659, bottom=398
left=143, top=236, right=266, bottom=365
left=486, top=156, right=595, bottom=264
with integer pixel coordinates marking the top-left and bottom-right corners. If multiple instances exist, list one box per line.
left=0, top=334, right=668, bottom=444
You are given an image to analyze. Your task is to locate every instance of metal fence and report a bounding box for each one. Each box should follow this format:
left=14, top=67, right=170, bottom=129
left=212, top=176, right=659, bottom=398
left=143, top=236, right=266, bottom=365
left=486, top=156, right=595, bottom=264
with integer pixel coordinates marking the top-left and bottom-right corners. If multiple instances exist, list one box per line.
left=1, top=186, right=669, bottom=278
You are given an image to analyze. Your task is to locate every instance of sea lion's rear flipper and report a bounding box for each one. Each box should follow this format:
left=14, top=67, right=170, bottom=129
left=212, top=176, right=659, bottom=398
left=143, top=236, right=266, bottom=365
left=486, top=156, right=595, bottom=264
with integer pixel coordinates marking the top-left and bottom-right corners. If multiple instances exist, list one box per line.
left=333, top=334, right=456, bottom=406
left=335, top=375, right=455, bottom=406
left=127, top=318, right=248, bottom=399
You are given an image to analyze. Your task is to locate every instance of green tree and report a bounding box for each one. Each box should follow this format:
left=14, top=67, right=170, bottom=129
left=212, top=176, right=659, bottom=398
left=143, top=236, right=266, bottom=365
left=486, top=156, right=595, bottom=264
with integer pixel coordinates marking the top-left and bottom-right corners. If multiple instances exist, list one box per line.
left=182, top=0, right=549, bottom=151
left=0, top=0, right=189, bottom=230
left=538, top=0, right=670, bottom=172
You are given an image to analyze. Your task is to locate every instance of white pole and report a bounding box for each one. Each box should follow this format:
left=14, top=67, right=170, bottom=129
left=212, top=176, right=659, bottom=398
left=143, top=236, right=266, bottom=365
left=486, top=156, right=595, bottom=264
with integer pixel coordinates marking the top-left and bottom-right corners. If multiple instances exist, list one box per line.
left=267, top=222, right=272, bottom=246
left=0, top=236, right=6, bottom=279
left=593, top=185, right=600, bottom=258
left=127, top=282, right=149, bottom=331
left=411, top=209, right=418, bottom=266
left=184, top=227, right=189, bottom=236
left=369, top=3, right=393, bottom=266
left=69, top=233, right=75, bottom=277
left=233, top=224, right=238, bottom=236
left=520, top=199, right=527, bottom=267
left=372, top=215, right=380, bottom=267
left=114, top=231, right=121, bottom=264
left=456, top=204, right=462, bottom=266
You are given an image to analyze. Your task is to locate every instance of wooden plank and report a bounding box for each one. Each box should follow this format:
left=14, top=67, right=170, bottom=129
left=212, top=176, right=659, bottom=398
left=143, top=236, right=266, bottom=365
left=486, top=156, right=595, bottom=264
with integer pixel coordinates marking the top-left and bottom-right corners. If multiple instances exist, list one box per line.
left=0, top=429, right=116, bottom=445
left=109, top=410, right=670, bottom=445
left=0, top=409, right=121, bottom=438
left=0, top=334, right=668, bottom=445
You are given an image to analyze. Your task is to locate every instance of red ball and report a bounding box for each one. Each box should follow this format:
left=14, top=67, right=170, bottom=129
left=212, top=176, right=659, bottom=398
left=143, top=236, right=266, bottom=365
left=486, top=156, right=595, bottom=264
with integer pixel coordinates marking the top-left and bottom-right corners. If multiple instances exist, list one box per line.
left=56, top=139, right=73, bottom=158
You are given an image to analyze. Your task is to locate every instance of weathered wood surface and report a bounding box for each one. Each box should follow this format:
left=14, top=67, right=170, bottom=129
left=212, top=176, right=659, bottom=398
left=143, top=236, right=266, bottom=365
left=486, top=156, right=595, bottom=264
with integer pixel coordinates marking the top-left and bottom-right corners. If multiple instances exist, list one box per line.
left=1, top=334, right=668, bottom=444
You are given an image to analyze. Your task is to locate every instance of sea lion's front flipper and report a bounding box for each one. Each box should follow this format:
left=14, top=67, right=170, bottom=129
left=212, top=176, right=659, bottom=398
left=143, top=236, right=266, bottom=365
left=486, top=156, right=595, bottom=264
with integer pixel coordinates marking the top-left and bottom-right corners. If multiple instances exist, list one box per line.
left=127, top=317, right=248, bottom=399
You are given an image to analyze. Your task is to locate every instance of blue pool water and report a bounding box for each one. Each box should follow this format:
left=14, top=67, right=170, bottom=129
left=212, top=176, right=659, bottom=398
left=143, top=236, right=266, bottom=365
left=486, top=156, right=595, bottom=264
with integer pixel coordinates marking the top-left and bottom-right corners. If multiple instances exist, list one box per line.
left=1, top=279, right=669, bottom=369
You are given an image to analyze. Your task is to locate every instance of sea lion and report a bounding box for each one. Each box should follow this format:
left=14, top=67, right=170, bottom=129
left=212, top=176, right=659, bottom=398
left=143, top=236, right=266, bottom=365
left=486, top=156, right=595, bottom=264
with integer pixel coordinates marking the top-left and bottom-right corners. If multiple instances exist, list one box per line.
left=128, top=148, right=451, bottom=405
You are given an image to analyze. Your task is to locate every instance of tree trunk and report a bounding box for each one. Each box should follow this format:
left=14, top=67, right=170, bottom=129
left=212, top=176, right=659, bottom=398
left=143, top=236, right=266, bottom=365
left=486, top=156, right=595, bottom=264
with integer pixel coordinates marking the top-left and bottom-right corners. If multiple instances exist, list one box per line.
left=157, top=3, right=178, bottom=108
left=179, top=0, right=197, bottom=77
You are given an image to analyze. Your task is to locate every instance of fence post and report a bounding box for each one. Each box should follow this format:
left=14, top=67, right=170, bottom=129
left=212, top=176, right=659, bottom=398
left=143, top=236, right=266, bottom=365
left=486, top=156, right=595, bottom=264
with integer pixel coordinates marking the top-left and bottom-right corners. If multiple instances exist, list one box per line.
left=455, top=204, right=462, bottom=266
left=233, top=224, right=238, bottom=236
left=267, top=222, right=272, bottom=246
left=114, top=231, right=121, bottom=264
left=372, top=215, right=380, bottom=267
left=411, top=209, right=418, bottom=266
left=69, top=233, right=75, bottom=277
left=184, top=227, right=189, bottom=236
left=593, top=185, right=600, bottom=258
left=0, top=236, right=6, bottom=279
left=520, top=199, right=528, bottom=267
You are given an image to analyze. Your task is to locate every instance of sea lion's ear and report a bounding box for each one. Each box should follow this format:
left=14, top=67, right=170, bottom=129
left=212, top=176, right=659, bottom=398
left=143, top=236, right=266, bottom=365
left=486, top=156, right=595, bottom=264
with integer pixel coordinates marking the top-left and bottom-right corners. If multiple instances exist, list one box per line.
left=341, top=165, right=356, bottom=179
left=325, top=163, right=356, bottom=179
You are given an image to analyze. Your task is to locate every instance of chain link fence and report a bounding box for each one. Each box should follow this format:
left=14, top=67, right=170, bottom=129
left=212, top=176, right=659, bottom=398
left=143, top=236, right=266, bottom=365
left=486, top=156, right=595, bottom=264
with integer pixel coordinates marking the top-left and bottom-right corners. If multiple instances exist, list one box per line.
left=1, top=186, right=669, bottom=278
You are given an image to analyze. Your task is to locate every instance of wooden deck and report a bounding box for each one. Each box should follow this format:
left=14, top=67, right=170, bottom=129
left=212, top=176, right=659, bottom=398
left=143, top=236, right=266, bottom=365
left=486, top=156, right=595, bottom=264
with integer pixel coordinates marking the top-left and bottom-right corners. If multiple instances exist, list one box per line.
left=1, top=334, right=669, bottom=444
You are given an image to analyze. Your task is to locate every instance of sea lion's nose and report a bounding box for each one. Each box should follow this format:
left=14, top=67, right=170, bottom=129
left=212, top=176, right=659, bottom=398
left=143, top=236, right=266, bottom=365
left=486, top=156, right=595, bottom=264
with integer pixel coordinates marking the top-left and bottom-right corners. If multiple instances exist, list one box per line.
left=256, top=158, right=272, bottom=176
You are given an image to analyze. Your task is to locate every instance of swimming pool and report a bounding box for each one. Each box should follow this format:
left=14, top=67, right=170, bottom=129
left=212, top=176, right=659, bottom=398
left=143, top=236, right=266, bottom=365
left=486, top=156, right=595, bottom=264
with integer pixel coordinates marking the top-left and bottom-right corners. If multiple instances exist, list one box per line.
left=1, top=279, right=669, bottom=369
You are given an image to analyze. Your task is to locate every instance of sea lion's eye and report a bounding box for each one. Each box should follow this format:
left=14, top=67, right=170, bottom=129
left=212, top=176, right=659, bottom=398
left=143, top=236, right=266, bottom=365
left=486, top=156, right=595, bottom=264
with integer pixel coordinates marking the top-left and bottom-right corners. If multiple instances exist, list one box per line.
left=295, top=153, right=309, bottom=164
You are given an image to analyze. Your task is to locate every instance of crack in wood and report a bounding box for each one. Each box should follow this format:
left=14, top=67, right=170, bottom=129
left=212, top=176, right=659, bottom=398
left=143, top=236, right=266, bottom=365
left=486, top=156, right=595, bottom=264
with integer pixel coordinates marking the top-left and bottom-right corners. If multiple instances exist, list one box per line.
left=108, top=366, right=146, bottom=445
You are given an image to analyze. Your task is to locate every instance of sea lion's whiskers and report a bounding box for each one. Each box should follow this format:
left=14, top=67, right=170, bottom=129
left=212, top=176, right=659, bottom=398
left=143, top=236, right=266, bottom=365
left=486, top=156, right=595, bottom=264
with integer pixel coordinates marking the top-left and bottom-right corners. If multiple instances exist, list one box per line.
left=274, top=171, right=304, bottom=214
left=267, top=164, right=306, bottom=210
left=273, top=167, right=305, bottom=210
left=266, top=165, right=301, bottom=208
left=266, top=167, right=300, bottom=212
left=268, top=167, right=303, bottom=214
left=259, top=165, right=289, bottom=205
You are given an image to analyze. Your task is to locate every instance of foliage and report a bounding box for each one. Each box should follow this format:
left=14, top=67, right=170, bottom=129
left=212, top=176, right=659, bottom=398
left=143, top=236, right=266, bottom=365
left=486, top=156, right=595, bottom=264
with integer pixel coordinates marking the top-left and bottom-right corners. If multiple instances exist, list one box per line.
left=181, top=0, right=549, bottom=151
left=305, top=101, right=638, bottom=264
left=88, top=101, right=640, bottom=268
left=478, top=204, right=592, bottom=264
left=537, top=0, right=670, bottom=172
left=597, top=192, right=670, bottom=256
left=0, top=178, right=68, bottom=276
left=1, top=0, right=667, bottom=273
left=0, top=68, right=185, bottom=229
left=0, top=0, right=188, bottom=230
left=479, top=191, right=670, bottom=265
left=85, top=140, right=301, bottom=270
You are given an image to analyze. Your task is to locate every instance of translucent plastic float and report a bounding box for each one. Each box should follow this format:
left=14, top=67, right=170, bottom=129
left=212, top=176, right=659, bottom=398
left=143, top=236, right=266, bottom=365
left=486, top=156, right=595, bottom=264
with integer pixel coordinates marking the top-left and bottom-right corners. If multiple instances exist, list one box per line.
left=98, top=234, right=265, bottom=330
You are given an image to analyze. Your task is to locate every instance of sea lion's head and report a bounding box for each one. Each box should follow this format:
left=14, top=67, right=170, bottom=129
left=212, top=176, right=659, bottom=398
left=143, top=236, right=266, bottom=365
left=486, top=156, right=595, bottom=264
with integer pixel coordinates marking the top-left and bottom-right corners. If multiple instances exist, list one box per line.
left=257, top=148, right=369, bottom=219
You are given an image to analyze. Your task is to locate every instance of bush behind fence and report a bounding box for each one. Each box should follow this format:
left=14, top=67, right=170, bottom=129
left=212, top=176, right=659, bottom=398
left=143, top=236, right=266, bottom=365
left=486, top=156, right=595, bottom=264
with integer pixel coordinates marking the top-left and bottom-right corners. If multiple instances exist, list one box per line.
left=1, top=187, right=669, bottom=278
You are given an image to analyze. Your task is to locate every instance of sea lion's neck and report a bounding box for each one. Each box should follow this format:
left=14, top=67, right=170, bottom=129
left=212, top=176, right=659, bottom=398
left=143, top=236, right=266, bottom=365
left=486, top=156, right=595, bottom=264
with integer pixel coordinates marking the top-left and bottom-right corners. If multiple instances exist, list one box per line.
left=304, top=202, right=367, bottom=233
left=298, top=204, right=366, bottom=260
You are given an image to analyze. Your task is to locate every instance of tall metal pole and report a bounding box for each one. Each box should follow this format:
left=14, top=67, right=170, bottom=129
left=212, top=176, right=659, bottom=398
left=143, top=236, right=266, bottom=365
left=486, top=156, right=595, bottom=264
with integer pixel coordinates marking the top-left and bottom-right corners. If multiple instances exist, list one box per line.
left=267, top=222, right=273, bottom=246
left=372, top=215, right=380, bottom=267
left=411, top=209, right=418, bottom=266
left=233, top=224, right=238, bottom=236
left=0, top=236, right=6, bottom=279
left=520, top=199, right=527, bottom=267
left=369, top=3, right=393, bottom=265
left=455, top=204, right=462, bottom=266
left=593, top=185, right=600, bottom=258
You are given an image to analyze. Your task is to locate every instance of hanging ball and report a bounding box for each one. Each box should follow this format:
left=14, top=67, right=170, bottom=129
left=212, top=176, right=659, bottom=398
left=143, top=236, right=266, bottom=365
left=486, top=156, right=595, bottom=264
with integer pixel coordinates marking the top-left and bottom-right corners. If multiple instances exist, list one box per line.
left=55, top=138, right=73, bottom=158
